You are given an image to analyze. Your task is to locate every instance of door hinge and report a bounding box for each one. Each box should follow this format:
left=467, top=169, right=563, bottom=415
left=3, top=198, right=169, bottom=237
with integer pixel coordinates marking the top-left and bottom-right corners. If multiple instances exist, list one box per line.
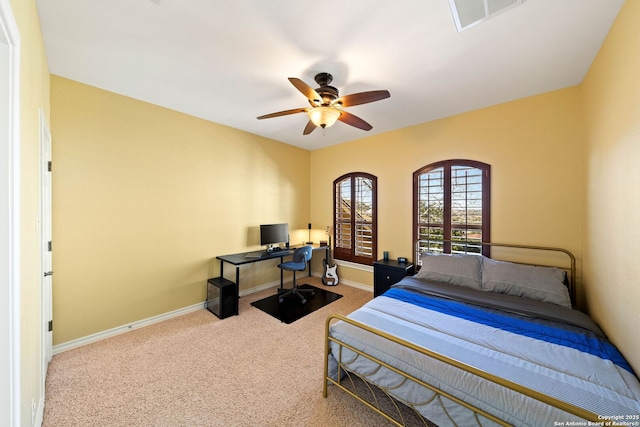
left=48, top=320, right=53, bottom=332
left=48, top=241, right=52, bottom=252
left=48, top=161, right=52, bottom=172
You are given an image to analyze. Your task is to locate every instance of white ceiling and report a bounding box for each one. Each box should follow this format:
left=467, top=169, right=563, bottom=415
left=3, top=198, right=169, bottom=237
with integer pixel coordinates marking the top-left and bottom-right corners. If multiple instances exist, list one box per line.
left=36, top=0, right=624, bottom=150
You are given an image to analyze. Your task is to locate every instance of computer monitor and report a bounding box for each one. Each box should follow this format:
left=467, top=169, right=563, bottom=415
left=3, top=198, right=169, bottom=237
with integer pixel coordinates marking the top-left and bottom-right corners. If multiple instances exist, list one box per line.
left=259, top=223, right=289, bottom=247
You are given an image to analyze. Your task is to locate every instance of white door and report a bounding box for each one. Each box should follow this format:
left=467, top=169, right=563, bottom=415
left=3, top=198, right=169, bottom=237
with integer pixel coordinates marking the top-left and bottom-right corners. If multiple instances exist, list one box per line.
left=41, top=110, right=53, bottom=367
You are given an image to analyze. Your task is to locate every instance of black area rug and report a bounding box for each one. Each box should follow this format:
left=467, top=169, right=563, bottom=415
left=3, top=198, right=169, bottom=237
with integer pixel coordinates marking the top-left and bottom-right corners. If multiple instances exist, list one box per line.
left=250, top=284, right=342, bottom=324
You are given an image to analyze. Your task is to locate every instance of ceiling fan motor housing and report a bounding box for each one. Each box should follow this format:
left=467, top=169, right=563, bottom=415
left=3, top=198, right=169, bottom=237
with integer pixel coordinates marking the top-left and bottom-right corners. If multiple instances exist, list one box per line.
left=313, top=73, right=340, bottom=105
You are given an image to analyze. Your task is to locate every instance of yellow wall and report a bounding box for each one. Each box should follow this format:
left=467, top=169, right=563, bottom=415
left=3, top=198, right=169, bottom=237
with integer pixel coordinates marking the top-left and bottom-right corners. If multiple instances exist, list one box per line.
left=581, top=0, right=640, bottom=372
left=311, top=87, right=583, bottom=291
left=10, top=0, right=51, bottom=424
left=51, top=76, right=311, bottom=344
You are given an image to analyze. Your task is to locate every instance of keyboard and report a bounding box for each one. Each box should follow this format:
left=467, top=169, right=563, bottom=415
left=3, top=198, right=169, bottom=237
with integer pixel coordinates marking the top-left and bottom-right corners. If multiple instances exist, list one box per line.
left=244, top=252, right=264, bottom=258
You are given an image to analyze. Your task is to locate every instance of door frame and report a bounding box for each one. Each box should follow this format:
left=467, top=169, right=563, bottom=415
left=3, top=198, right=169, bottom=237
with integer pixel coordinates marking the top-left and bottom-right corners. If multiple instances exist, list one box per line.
left=0, top=0, right=21, bottom=426
left=39, top=108, right=52, bottom=419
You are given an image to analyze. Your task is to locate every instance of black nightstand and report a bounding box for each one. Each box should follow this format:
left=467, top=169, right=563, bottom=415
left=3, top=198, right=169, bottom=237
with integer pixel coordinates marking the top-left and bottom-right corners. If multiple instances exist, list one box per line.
left=373, top=259, right=414, bottom=297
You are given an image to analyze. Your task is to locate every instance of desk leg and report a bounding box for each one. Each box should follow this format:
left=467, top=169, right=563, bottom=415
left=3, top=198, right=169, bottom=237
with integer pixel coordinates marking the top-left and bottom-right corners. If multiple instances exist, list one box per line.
left=315, top=247, right=329, bottom=276
left=280, top=256, right=284, bottom=289
left=235, top=266, right=240, bottom=297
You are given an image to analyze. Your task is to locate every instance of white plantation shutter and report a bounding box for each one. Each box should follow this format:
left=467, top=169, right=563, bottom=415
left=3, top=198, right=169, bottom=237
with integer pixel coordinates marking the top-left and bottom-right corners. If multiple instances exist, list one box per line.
left=334, top=173, right=377, bottom=264
left=414, top=160, right=491, bottom=262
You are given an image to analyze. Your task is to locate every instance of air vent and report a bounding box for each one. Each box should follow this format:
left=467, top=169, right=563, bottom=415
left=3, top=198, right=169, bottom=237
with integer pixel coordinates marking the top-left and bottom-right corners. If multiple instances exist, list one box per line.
left=448, top=0, right=525, bottom=32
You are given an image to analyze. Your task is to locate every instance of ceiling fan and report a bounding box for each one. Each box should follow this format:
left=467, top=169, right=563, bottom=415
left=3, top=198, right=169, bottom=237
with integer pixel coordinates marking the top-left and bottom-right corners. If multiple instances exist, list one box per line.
left=257, top=73, right=390, bottom=135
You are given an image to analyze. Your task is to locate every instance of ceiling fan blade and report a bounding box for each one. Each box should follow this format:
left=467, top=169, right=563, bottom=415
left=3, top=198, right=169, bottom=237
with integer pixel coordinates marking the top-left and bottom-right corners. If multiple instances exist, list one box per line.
left=335, top=90, right=390, bottom=107
left=288, top=78, right=322, bottom=104
left=338, top=111, right=373, bottom=131
left=302, top=120, right=317, bottom=135
left=257, top=108, right=307, bottom=120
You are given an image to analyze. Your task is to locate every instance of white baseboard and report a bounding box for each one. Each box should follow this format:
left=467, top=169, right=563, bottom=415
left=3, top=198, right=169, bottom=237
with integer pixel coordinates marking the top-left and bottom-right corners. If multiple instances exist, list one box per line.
left=53, top=277, right=371, bottom=355
left=336, top=279, right=372, bottom=292
left=33, top=396, right=44, bottom=427
left=52, top=302, right=206, bottom=355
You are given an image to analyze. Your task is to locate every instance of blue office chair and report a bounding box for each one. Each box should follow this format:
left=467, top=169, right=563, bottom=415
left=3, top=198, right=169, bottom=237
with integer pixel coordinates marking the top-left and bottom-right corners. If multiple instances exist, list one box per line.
left=277, top=245, right=315, bottom=304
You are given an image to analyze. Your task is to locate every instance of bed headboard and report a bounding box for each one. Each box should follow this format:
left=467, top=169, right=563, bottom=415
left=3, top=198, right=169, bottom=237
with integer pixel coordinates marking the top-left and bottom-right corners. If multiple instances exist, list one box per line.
left=415, top=240, right=576, bottom=304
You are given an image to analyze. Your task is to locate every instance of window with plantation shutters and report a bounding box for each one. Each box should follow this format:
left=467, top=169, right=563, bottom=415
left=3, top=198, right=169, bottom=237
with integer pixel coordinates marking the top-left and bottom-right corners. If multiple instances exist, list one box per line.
left=334, top=173, right=377, bottom=265
left=413, top=160, right=490, bottom=261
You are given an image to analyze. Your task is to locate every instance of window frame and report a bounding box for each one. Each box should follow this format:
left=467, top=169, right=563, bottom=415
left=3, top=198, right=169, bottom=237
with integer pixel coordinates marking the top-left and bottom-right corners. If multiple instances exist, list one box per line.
left=333, top=172, right=378, bottom=265
left=413, top=159, right=491, bottom=258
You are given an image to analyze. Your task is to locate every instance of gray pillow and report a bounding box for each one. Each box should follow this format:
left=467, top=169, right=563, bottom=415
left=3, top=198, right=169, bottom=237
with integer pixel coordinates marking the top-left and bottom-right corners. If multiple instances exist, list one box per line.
left=415, top=253, right=482, bottom=290
left=481, top=257, right=571, bottom=308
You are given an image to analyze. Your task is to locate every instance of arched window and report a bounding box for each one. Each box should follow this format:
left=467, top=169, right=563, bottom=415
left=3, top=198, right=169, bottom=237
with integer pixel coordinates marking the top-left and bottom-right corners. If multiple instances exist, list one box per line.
left=413, top=160, right=490, bottom=259
left=333, top=173, right=377, bottom=265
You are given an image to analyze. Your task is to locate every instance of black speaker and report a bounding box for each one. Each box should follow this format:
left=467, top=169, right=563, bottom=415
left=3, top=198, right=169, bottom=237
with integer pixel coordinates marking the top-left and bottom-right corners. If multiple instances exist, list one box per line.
left=206, top=277, right=238, bottom=319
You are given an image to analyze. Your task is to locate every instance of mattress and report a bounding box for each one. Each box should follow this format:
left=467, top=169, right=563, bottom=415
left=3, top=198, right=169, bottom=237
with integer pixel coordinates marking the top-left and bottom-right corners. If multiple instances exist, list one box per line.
left=327, top=277, right=640, bottom=426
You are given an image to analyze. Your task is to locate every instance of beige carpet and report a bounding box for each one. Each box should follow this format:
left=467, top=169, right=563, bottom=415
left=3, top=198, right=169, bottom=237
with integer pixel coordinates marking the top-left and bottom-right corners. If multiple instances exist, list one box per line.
left=43, top=278, right=422, bottom=426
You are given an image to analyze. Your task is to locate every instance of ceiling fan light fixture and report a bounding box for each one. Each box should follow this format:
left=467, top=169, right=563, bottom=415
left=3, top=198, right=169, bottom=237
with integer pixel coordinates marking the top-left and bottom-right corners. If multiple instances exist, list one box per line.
left=308, top=106, right=341, bottom=129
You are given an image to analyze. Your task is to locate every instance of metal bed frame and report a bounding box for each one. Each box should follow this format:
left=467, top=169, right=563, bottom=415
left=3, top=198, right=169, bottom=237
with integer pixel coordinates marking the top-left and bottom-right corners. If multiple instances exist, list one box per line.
left=322, top=241, right=619, bottom=427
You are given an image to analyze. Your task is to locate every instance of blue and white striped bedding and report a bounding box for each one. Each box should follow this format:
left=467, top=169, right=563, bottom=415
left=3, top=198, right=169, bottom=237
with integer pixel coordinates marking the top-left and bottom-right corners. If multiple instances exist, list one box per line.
left=328, top=278, right=640, bottom=426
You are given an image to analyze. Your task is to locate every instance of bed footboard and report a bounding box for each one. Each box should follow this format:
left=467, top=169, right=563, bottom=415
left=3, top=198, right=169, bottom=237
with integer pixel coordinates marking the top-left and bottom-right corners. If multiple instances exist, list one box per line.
left=323, top=314, right=604, bottom=427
